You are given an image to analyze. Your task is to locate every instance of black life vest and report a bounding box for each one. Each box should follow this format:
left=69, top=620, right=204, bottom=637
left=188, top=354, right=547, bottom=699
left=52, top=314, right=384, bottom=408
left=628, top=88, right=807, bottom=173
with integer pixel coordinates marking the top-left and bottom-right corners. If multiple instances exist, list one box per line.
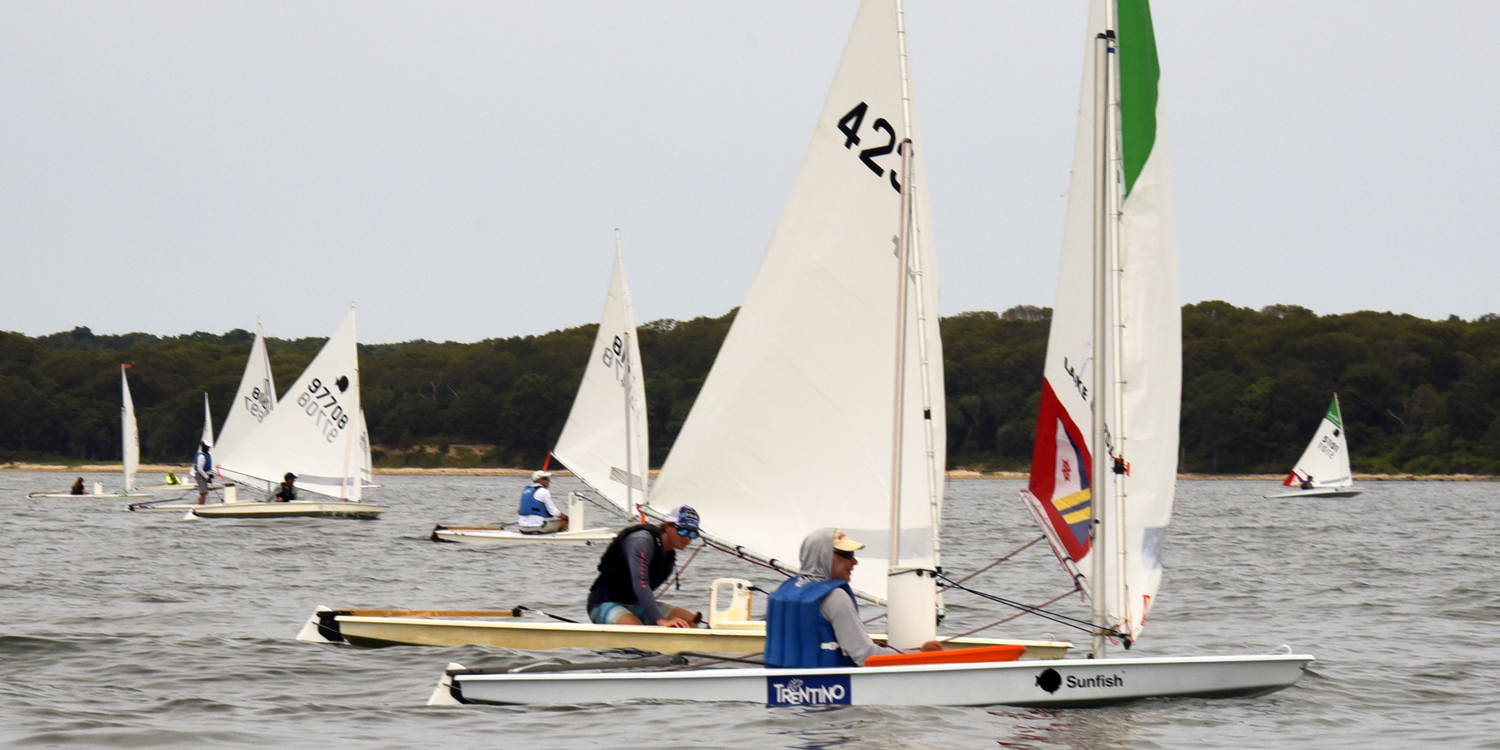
left=590, top=524, right=676, bottom=606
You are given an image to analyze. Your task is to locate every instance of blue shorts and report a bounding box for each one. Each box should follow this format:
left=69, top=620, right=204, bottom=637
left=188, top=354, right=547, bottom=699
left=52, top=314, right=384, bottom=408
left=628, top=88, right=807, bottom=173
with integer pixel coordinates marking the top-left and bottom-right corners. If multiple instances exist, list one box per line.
left=589, top=601, right=676, bottom=625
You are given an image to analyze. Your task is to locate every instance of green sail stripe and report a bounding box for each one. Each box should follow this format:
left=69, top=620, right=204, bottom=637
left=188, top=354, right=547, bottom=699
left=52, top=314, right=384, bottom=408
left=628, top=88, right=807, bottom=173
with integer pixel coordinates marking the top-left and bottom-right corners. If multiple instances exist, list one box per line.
left=1324, top=397, right=1343, bottom=429
left=1117, top=0, right=1160, bottom=196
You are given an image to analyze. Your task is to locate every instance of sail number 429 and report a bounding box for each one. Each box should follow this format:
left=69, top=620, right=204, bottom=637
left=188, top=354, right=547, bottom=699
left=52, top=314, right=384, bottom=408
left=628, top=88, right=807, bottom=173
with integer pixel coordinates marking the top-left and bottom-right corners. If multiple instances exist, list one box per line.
left=296, top=378, right=349, bottom=442
left=837, top=102, right=904, bottom=194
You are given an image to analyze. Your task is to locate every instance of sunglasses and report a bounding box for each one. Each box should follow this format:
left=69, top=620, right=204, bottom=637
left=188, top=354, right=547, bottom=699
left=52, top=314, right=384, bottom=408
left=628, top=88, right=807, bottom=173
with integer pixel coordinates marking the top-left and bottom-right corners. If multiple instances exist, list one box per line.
left=834, top=549, right=856, bottom=560
left=675, top=527, right=699, bottom=539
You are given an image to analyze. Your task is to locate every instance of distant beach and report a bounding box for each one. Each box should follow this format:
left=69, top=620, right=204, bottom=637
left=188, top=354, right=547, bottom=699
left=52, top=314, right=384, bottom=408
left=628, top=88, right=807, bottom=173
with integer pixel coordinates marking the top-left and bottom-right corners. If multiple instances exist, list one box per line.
left=3, top=462, right=1493, bottom=482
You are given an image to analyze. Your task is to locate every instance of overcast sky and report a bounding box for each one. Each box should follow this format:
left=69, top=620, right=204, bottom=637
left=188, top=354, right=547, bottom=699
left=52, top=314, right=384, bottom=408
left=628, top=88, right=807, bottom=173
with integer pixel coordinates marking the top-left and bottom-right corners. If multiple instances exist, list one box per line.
left=2, top=1, right=1495, bottom=343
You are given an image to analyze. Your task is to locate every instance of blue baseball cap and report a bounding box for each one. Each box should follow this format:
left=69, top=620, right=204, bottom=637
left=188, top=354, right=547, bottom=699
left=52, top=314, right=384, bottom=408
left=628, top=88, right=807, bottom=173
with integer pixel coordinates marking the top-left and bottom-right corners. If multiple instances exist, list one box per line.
left=668, top=505, right=700, bottom=531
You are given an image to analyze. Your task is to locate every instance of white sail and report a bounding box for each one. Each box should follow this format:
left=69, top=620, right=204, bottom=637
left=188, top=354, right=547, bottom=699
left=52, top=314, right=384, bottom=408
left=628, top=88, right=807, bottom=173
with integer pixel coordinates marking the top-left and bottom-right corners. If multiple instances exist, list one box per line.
left=1284, top=396, right=1353, bottom=488
left=215, top=325, right=277, bottom=465
left=356, top=409, right=374, bottom=488
left=649, top=0, right=943, bottom=601
left=1023, top=0, right=1178, bottom=647
left=218, top=309, right=363, bottom=499
left=551, top=245, right=649, bottom=513
left=200, top=393, right=215, bottom=450
left=121, top=365, right=139, bottom=493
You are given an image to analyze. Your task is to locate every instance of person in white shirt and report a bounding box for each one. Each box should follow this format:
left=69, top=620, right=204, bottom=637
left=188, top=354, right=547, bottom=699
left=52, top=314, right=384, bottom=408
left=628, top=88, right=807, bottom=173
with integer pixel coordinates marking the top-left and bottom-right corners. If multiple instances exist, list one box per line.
left=516, top=470, right=569, bottom=533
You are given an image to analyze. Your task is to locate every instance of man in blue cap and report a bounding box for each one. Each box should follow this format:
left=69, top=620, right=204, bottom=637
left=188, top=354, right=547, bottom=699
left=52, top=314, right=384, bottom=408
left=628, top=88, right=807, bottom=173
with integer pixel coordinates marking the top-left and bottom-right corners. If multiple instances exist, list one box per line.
left=586, top=505, right=701, bottom=628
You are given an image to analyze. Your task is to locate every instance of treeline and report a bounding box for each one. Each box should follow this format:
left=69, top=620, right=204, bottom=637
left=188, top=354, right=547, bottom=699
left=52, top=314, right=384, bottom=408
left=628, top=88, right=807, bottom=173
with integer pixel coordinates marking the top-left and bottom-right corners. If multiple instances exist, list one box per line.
left=2, top=303, right=1498, bottom=475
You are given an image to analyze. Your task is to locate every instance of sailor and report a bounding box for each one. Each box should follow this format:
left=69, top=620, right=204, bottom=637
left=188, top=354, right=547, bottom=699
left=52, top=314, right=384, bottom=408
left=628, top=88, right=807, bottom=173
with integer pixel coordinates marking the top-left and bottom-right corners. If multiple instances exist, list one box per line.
left=1300, top=474, right=1314, bottom=491
left=765, top=528, right=941, bottom=668
left=190, top=442, right=214, bottom=505
left=274, top=472, right=297, bottom=502
left=585, top=505, right=700, bottom=628
left=517, top=470, right=569, bottom=533
left=69, top=477, right=85, bottom=496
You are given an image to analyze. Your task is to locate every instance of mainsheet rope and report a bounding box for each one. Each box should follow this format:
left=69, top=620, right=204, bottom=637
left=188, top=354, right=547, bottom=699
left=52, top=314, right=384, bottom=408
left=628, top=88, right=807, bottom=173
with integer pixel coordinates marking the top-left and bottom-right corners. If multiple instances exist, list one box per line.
left=937, top=573, right=1123, bottom=639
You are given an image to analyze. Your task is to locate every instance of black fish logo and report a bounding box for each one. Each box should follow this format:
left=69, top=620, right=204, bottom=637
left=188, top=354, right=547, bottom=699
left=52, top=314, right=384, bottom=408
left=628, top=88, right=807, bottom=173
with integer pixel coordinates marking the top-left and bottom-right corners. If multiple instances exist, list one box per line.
left=1036, top=668, right=1061, bottom=694
left=335, top=376, right=350, bottom=393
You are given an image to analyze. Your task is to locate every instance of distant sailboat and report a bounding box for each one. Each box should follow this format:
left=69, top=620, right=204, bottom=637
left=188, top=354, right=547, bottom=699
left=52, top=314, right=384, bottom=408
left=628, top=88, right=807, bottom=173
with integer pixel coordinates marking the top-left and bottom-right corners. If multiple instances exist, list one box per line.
left=1265, top=395, right=1362, bottom=499
left=194, top=308, right=385, bottom=519
left=31, top=365, right=151, bottom=498
left=433, top=239, right=646, bottom=546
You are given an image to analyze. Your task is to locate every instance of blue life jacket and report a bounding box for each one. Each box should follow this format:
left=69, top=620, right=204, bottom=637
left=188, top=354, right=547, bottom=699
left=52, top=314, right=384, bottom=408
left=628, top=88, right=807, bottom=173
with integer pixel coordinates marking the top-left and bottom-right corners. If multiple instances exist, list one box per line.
left=193, top=451, right=213, bottom=476
left=518, top=485, right=550, bottom=517
left=765, top=578, right=859, bottom=668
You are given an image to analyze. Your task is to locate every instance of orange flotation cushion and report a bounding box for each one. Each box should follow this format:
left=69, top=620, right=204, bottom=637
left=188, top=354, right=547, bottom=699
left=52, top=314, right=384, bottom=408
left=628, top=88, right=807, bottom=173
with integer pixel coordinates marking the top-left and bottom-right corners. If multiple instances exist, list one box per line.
left=864, top=643, right=1025, bottom=668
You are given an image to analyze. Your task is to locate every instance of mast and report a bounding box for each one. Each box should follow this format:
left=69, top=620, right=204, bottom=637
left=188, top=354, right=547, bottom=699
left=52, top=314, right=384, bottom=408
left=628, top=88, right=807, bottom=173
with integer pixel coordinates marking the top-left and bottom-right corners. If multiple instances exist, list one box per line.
left=1089, top=16, right=1117, bottom=660
left=617, top=230, right=636, bottom=517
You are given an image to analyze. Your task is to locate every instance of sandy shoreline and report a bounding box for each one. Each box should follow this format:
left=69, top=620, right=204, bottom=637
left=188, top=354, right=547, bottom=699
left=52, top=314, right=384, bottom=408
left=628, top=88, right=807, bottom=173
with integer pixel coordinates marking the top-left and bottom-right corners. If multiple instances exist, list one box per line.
left=2, top=462, right=1493, bottom=482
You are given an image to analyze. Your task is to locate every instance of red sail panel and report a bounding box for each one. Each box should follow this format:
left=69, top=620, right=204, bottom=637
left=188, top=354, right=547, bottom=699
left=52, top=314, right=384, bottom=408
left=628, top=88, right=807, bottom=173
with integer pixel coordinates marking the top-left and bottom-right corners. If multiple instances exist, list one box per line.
left=1026, top=380, right=1093, bottom=563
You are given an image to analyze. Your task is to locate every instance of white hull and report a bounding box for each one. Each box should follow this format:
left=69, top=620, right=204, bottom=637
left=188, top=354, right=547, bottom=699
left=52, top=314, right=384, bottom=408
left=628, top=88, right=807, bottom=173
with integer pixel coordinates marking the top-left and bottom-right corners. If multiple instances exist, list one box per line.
left=1264, top=486, right=1362, bottom=499
left=430, top=525, right=616, bottom=547
left=28, top=492, right=153, bottom=499
left=433, top=653, right=1312, bottom=708
left=295, top=606, right=1071, bottom=658
left=189, top=501, right=387, bottom=519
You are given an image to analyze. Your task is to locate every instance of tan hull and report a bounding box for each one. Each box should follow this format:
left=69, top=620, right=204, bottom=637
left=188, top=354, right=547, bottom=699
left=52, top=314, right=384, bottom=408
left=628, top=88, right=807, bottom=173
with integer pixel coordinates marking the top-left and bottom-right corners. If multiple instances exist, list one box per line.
left=190, top=501, right=387, bottom=519
left=310, top=611, right=1070, bottom=660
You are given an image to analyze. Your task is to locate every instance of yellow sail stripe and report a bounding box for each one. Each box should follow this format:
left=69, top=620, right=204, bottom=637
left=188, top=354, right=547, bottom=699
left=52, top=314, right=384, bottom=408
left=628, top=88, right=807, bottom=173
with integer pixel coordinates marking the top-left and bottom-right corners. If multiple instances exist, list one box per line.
left=1052, top=488, right=1091, bottom=512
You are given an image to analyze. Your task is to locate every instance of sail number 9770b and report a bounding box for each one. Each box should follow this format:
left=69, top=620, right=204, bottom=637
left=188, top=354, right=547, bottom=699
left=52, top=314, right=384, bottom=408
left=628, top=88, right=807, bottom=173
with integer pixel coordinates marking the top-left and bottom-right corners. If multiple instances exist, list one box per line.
left=296, top=377, right=350, bottom=442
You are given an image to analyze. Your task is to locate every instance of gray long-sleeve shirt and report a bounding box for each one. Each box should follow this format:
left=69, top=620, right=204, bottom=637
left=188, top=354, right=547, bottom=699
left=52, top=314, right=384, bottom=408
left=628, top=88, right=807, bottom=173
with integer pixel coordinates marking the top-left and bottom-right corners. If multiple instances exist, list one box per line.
left=817, top=587, right=899, bottom=666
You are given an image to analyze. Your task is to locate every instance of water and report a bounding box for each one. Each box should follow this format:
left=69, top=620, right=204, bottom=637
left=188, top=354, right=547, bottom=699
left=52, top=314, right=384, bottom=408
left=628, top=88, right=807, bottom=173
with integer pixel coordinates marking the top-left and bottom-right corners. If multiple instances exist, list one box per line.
left=1, top=473, right=1495, bottom=749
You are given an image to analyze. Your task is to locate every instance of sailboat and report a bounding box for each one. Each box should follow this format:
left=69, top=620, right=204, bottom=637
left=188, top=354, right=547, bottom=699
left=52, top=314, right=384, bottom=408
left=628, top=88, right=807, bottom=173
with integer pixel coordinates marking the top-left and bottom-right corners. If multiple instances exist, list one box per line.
left=191, top=308, right=386, bottom=519
left=428, top=0, right=1312, bottom=708
left=31, top=365, right=153, bottom=499
left=130, top=326, right=276, bottom=511
left=1265, top=395, right=1362, bottom=498
left=301, top=2, right=1061, bottom=661
left=432, top=239, right=647, bottom=546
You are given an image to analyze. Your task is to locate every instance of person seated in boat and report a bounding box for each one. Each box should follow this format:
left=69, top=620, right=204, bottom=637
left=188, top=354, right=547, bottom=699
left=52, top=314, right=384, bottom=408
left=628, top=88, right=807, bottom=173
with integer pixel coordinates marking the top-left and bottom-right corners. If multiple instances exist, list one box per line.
left=1300, top=474, right=1315, bottom=490
left=69, top=477, right=86, bottom=495
left=765, top=528, right=941, bottom=668
left=190, top=442, right=214, bottom=505
left=517, top=470, right=568, bottom=534
left=273, top=473, right=297, bottom=502
left=585, top=505, right=700, bottom=628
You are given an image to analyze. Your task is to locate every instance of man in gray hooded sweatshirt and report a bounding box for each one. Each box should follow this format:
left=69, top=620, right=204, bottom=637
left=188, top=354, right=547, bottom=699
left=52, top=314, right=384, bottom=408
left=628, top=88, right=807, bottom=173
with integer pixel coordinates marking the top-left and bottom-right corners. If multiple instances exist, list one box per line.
left=765, top=527, right=941, bottom=667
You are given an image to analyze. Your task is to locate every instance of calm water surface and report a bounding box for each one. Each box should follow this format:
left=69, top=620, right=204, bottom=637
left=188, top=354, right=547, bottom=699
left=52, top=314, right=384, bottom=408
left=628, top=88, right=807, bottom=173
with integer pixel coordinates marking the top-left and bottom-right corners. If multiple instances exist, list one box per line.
left=1, top=473, right=1496, bottom=749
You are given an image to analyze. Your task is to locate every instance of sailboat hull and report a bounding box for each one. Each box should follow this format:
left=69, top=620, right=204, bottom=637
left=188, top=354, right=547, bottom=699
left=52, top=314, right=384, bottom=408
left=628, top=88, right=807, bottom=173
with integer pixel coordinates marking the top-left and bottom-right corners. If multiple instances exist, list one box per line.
left=1264, top=486, right=1363, bottom=499
left=28, top=492, right=153, bottom=499
left=188, top=501, right=387, bottom=519
left=433, top=653, right=1311, bottom=708
left=430, top=525, right=616, bottom=546
left=296, top=606, right=1071, bottom=658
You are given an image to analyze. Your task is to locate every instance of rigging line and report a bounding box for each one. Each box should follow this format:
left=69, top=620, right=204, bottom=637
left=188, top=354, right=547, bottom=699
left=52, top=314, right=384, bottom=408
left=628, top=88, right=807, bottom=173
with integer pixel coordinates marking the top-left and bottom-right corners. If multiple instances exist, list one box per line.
left=937, top=574, right=1116, bottom=637
left=939, top=589, right=1076, bottom=642
left=947, top=535, right=1045, bottom=586
left=702, top=539, right=796, bottom=578
left=656, top=541, right=706, bottom=596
